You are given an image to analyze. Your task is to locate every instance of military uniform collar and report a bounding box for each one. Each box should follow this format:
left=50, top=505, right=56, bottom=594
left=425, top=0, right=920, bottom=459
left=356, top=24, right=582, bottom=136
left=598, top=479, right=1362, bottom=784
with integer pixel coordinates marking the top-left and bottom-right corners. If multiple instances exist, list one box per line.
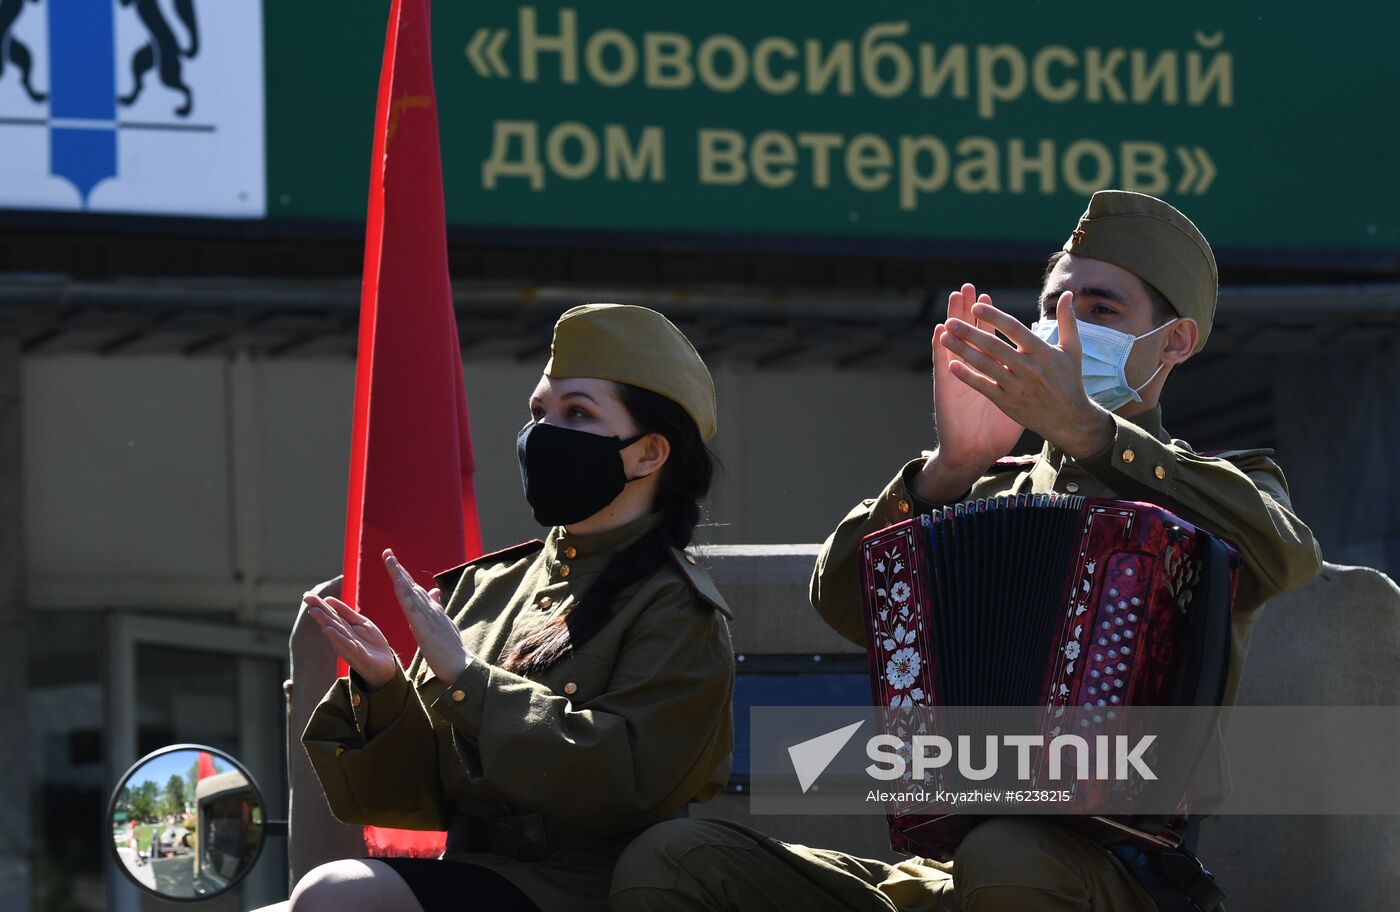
left=1127, top=405, right=1171, bottom=444
left=1040, top=405, right=1171, bottom=467
left=542, top=512, right=663, bottom=580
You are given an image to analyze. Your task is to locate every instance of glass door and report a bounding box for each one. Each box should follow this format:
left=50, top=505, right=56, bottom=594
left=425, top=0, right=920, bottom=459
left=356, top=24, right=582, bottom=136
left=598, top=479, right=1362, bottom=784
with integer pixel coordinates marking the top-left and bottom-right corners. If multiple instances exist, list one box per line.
left=105, top=616, right=288, bottom=912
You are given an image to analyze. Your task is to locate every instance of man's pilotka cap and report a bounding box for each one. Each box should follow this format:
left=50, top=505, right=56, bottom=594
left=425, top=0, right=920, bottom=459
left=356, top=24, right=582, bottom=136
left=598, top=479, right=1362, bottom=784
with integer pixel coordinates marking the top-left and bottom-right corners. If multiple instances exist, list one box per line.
left=544, top=303, right=718, bottom=441
left=1064, top=190, right=1218, bottom=353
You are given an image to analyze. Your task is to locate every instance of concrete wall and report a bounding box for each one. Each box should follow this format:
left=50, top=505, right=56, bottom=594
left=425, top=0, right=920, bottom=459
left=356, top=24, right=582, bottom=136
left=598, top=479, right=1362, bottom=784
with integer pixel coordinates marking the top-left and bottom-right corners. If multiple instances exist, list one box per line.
left=21, top=353, right=935, bottom=628
left=1272, top=336, right=1400, bottom=576
left=0, top=339, right=30, bottom=912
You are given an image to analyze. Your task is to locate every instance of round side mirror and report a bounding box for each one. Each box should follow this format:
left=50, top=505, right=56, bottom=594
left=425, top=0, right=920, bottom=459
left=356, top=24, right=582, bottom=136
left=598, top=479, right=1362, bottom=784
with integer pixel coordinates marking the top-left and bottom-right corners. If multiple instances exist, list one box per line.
left=108, top=744, right=268, bottom=902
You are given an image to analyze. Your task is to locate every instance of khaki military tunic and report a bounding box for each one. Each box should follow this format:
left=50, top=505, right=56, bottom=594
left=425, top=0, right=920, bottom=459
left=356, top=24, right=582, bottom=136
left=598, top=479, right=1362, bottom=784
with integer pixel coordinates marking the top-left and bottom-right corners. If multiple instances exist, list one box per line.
left=811, top=405, right=1322, bottom=708
left=302, top=512, right=735, bottom=912
left=611, top=407, right=1321, bottom=912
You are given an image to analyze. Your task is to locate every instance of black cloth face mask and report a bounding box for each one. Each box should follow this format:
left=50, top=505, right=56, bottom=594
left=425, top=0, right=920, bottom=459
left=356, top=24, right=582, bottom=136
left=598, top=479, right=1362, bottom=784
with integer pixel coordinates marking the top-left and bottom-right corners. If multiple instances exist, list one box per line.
left=517, top=421, right=645, bottom=527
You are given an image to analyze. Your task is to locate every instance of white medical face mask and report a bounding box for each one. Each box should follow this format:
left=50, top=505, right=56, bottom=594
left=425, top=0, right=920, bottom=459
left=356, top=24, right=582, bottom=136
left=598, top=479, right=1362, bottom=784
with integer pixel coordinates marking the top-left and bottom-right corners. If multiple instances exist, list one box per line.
left=1031, top=317, right=1177, bottom=412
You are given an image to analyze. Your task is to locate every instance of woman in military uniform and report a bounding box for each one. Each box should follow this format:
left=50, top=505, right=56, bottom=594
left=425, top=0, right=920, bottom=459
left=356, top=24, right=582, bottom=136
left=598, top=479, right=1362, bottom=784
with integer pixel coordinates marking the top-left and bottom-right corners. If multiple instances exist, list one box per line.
left=286, top=304, right=734, bottom=912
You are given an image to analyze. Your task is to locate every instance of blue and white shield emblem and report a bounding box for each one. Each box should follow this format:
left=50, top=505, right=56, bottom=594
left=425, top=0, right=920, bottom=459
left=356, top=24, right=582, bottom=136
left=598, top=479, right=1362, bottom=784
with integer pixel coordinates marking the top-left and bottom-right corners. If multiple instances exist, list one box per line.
left=0, top=0, right=264, bottom=215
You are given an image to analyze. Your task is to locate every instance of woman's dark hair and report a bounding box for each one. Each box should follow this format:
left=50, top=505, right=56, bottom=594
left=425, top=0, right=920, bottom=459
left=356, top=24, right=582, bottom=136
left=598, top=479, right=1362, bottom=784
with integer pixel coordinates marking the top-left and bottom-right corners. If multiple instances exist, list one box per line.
left=500, top=384, right=715, bottom=677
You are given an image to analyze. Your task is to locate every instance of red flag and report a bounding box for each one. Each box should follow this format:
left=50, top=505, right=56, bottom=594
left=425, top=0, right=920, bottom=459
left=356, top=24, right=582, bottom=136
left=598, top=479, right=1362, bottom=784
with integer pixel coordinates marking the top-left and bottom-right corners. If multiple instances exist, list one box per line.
left=342, top=0, right=482, bottom=856
left=196, top=752, right=216, bottom=781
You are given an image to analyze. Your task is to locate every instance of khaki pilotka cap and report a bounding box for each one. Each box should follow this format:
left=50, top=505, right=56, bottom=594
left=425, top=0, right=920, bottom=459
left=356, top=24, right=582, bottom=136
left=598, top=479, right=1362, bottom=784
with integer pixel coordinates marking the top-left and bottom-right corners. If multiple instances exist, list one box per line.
left=1063, top=190, right=1218, bottom=353
left=544, top=303, right=718, bottom=441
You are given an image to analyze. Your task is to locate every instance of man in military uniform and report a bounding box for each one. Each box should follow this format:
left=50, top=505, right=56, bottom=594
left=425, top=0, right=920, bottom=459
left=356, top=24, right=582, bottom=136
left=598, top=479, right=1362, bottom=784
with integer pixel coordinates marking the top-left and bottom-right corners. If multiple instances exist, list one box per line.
left=608, top=191, right=1322, bottom=912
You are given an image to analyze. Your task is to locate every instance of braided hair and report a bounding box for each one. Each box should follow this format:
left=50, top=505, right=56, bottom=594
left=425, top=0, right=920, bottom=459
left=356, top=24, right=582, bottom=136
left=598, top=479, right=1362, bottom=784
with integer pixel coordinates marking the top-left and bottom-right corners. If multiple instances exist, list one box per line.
left=500, top=384, right=715, bottom=677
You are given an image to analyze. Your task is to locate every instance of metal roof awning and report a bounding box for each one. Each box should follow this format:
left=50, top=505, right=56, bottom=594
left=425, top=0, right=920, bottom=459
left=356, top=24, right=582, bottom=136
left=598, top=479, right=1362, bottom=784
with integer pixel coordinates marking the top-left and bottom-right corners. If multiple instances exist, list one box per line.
left=0, top=275, right=1397, bottom=366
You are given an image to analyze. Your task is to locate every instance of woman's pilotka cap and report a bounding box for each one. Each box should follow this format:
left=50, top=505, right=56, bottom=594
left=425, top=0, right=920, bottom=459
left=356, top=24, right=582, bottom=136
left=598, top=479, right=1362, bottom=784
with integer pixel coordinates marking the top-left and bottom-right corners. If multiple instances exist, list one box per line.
left=544, top=303, right=718, bottom=441
left=1063, top=190, right=1218, bottom=353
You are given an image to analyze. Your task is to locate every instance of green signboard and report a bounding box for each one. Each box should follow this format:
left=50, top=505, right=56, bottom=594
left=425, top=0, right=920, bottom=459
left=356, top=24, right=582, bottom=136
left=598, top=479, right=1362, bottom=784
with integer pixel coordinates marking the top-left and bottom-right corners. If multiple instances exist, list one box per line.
left=30, top=1, right=1400, bottom=254
left=265, top=2, right=1399, bottom=254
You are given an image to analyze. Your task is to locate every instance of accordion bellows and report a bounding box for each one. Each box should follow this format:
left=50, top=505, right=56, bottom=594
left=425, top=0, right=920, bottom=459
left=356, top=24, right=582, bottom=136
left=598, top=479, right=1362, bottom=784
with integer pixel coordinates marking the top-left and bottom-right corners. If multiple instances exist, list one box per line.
left=859, top=494, right=1239, bottom=859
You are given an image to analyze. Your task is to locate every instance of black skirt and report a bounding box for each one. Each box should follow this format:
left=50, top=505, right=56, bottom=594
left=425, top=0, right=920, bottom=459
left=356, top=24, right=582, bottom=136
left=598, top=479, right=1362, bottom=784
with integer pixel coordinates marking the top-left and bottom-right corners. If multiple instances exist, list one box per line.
left=379, top=857, right=543, bottom=912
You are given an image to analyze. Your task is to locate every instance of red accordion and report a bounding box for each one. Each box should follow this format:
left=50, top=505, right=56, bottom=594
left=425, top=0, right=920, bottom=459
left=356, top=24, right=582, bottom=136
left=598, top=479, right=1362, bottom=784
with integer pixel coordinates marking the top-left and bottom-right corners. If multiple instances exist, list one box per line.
left=859, top=495, right=1239, bottom=859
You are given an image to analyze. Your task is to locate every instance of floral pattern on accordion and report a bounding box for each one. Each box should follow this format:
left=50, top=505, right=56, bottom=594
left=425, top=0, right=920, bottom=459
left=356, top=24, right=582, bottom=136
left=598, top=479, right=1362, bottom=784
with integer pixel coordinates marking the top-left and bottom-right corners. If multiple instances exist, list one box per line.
left=861, top=522, right=937, bottom=813
left=868, top=543, right=929, bottom=708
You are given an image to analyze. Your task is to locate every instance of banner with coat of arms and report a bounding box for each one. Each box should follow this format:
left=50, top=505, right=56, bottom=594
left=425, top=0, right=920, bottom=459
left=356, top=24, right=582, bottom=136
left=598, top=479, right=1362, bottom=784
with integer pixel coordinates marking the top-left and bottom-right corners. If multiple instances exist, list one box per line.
left=0, top=0, right=264, bottom=217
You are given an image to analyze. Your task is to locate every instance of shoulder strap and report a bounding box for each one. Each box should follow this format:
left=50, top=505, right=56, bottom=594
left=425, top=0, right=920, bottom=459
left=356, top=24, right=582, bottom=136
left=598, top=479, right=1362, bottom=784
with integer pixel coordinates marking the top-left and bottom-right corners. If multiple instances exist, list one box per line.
left=667, top=548, right=734, bottom=618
